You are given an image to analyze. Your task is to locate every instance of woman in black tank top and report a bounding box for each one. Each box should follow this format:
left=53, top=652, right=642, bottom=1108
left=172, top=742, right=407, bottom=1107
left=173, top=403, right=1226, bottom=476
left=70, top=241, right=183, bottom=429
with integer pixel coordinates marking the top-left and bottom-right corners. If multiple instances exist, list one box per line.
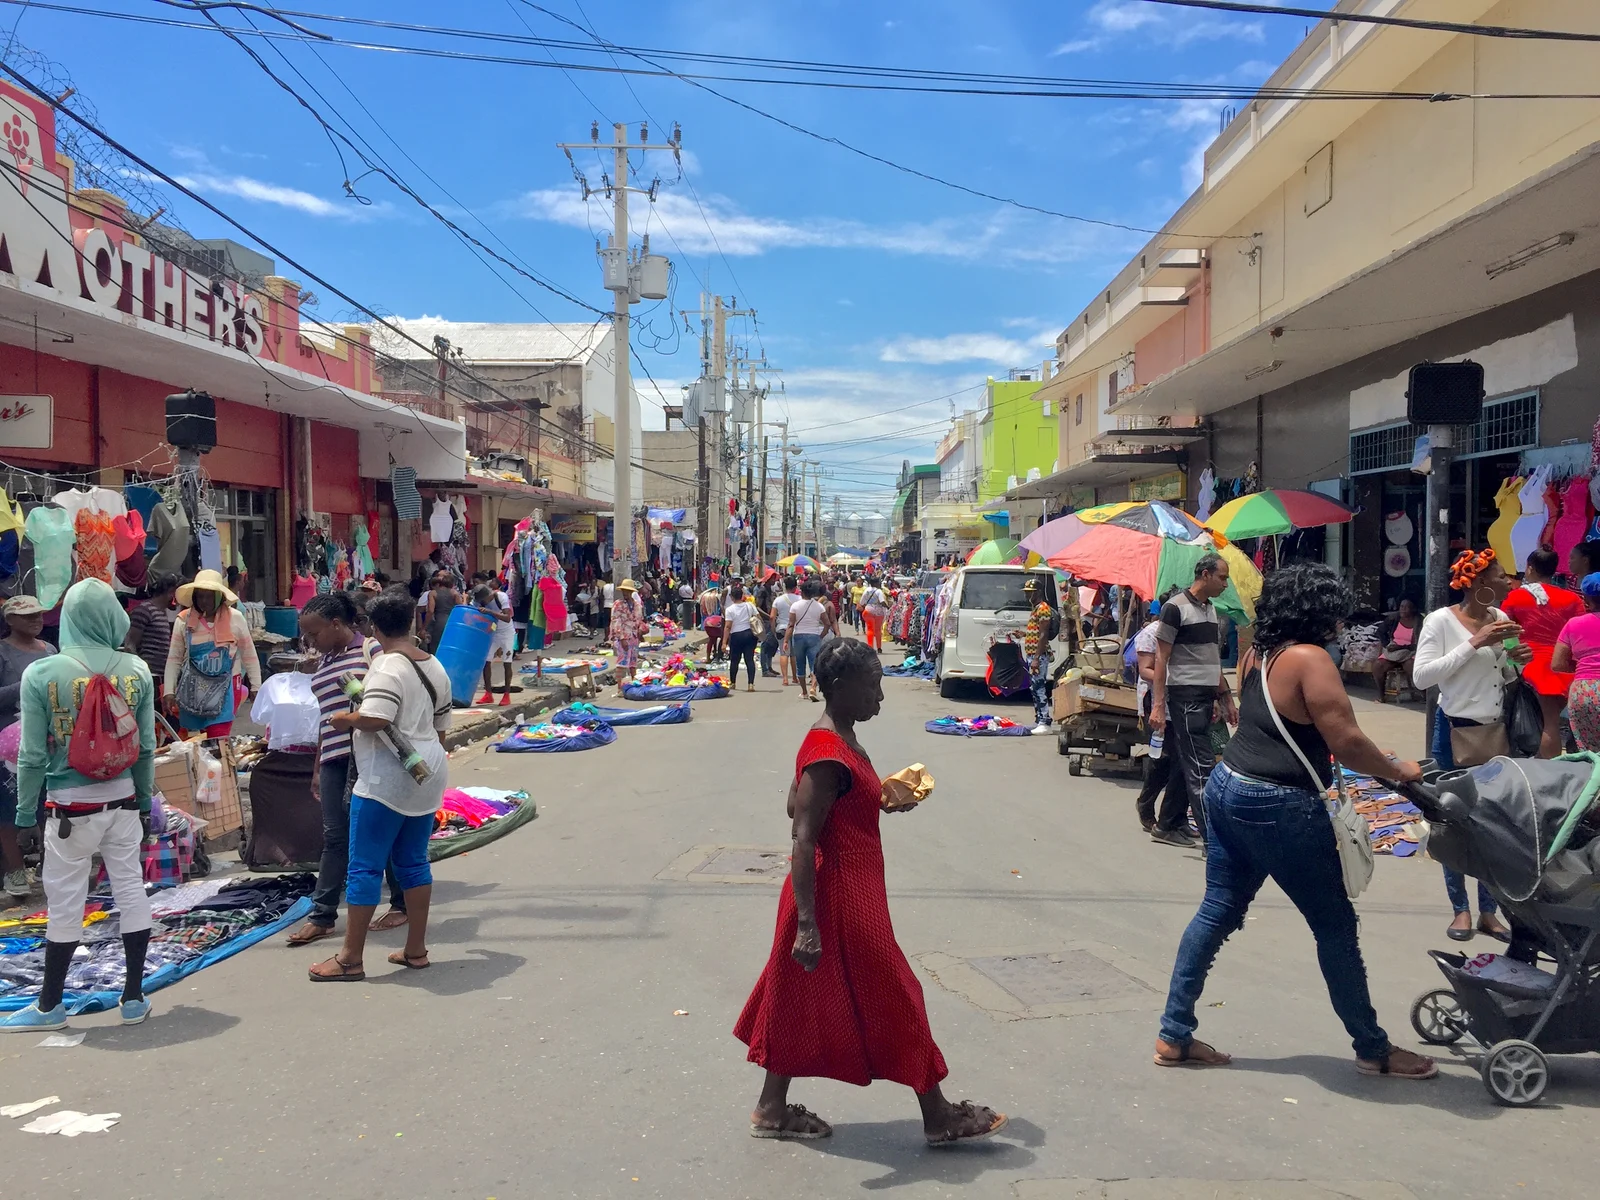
left=1153, top=563, right=1435, bottom=1079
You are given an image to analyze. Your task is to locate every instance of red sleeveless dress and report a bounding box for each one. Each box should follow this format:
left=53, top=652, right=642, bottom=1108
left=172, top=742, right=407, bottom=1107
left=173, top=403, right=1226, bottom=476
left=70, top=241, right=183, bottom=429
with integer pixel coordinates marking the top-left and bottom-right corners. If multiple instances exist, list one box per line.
left=733, top=728, right=948, bottom=1092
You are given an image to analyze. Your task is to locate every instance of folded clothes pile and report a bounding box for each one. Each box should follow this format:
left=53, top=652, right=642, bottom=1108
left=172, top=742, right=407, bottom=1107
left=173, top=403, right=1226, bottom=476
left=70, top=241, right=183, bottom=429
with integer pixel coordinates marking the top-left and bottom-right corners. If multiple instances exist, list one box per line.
left=549, top=702, right=691, bottom=727
left=0, top=874, right=315, bottom=1014
left=924, top=714, right=1034, bottom=737
left=884, top=657, right=935, bottom=679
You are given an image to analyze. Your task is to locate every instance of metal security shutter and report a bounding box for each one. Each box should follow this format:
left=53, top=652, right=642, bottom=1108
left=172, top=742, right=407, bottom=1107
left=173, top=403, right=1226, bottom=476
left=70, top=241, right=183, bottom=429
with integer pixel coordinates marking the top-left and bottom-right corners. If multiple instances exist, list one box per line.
left=1348, top=391, right=1540, bottom=476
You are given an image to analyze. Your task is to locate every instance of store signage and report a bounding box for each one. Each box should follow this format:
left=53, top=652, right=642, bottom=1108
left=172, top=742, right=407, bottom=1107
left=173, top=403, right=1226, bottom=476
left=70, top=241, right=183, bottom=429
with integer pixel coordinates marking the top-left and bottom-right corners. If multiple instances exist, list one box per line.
left=0, top=394, right=50, bottom=448
left=1130, top=470, right=1186, bottom=502
left=548, top=513, right=597, bottom=542
left=0, top=88, right=266, bottom=355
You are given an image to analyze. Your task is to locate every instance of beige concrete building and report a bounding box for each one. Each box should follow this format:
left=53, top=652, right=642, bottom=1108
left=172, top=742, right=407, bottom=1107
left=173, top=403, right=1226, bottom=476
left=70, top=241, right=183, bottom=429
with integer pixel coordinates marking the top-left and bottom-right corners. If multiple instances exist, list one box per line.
left=1013, top=0, right=1600, bottom=607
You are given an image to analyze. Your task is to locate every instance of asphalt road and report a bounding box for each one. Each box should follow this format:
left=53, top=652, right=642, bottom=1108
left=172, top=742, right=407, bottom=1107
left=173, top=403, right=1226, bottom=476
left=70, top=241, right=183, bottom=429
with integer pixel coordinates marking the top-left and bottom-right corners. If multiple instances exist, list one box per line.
left=0, top=650, right=1590, bottom=1199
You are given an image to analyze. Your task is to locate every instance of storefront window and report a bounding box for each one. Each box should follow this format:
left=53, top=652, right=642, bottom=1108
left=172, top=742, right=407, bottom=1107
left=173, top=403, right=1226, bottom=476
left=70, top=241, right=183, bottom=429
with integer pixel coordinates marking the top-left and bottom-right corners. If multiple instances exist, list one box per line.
left=212, top=487, right=276, bottom=603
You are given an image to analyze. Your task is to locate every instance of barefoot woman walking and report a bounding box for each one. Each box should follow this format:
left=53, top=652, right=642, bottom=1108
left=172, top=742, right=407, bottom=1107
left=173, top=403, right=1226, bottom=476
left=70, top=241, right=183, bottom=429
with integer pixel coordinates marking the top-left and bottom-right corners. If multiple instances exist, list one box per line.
left=734, top=638, right=1007, bottom=1145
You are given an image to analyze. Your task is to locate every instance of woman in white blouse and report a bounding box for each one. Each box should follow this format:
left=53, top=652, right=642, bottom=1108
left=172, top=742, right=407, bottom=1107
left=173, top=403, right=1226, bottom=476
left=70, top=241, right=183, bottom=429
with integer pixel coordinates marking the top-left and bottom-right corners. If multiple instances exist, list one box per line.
left=1412, top=548, right=1530, bottom=943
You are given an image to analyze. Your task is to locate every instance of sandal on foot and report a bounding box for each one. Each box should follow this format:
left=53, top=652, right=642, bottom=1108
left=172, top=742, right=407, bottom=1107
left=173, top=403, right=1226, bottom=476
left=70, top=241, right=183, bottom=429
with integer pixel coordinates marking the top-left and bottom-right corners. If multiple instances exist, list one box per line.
left=926, top=1101, right=1008, bottom=1147
left=286, top=921, right=335, bottom=947
left=750, top=1103, right=832, bottom=1140
left=371, top=910, right=409, bottom=932
left=308, top=955, right=365, bottom=983
left=1153, top=1038, right=1232, bottom=1068
left=387, top=949, right=430, bottom=970
left=1357, top=1046, right=1438, bottom=1080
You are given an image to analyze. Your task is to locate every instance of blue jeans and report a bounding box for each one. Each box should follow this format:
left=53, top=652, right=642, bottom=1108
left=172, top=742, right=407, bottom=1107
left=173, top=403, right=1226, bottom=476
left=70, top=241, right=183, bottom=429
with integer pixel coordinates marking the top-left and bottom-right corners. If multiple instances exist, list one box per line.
left=346, top=792, right=433, bottom=907
left=1159, top=764, right=1390, bottom=1060
left=309, top=757, right=404, bottom=927
left=791, top=633, right=822, bottom=684
left=1431, top=708, right=1498, bottom=916
left=1030, top=658, right=1052, bottom=725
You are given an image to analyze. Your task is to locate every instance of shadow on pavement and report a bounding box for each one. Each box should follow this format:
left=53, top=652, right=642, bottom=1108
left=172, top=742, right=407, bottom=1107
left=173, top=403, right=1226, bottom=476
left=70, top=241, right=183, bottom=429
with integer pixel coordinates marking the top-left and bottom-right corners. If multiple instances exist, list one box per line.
left=86, top=1004, right=241, bottom=1051
left=798, top=1115, right=1044, bottom=1191
left=429, top=879, right=502, bottom=904
left=1224, top=1052, right=1580, bottom=1118
left=369, top=947, right=526, bottom=997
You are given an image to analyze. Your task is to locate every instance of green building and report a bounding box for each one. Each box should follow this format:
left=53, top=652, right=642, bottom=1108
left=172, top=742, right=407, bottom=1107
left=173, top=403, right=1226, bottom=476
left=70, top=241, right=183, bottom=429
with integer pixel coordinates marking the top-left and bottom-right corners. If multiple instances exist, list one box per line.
left=978, top=377, right=1057, bottom=503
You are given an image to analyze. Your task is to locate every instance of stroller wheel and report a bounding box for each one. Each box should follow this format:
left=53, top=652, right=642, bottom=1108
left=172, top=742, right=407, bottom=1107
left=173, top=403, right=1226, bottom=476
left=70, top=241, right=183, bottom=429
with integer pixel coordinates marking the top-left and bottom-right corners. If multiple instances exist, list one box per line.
left=1409, top=989, right=1467, bottom=1045
left=1481, top=1039, right=1549, bottom=1107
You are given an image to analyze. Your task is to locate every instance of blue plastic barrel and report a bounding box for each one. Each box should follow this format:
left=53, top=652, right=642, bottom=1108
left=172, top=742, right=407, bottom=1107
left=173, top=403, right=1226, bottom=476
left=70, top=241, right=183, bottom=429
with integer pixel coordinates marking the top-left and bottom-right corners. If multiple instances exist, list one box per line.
left=264, top=606, right=300, bottom=637
left=434, top=605, right=497, bottom=705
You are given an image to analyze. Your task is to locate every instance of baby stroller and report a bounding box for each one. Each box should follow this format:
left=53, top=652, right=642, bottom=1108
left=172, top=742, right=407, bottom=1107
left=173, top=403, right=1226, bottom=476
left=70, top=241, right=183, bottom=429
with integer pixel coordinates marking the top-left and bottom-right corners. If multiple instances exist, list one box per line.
left=1404, top=754, right=1600, bottom=1106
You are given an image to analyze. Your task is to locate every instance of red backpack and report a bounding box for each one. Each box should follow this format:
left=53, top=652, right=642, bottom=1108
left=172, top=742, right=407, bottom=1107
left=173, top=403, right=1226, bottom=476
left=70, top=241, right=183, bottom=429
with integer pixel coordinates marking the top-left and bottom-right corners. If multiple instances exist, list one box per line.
left=64, top=656, right=140, bottom=781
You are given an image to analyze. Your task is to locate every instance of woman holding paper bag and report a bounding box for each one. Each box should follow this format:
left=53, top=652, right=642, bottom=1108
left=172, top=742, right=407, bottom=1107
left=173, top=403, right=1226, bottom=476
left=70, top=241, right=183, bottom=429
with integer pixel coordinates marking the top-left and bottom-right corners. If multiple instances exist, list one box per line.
left=734, top=638, right=1006, bottom=1146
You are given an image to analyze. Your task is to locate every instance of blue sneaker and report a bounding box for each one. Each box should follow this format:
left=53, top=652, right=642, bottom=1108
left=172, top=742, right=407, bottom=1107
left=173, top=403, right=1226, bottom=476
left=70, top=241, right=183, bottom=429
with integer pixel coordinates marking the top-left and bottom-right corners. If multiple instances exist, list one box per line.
left=119, top=998, right=151, bottom=1026
left=0, top=1002, right=67, bottom=1033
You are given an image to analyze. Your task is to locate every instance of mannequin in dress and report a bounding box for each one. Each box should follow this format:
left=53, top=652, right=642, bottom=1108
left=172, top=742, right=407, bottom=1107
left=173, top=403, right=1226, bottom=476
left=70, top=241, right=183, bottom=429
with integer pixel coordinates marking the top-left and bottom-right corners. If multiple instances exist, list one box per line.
left=1484, top=474, right=1521, bottom=568
left=1553, top=473, right=1592, bottom=569
left=1508, top=464, right=1552, bottom=572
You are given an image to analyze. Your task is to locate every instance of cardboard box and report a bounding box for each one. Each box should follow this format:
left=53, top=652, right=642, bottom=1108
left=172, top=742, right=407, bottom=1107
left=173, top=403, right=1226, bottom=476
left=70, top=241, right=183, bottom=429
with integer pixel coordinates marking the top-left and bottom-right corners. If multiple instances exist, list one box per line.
left=157, top=742, right=243, bottom=840
left=153, top=751, right=195, bottom=812
left=1052, top=677, right=1082, bottom=721
left=1078, top=681, right=1140, bottom=714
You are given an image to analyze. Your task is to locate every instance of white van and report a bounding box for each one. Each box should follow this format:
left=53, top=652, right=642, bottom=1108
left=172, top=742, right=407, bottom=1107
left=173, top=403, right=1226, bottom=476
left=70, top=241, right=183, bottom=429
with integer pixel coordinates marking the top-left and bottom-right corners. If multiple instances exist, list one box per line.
left=933, top=566, right=1063, bottom=698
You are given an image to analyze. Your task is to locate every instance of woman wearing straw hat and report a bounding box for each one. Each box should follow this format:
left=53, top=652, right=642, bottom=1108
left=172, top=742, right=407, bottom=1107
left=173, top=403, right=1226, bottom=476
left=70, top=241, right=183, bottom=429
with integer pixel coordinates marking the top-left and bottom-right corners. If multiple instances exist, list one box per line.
left=609, top=579, right=646, bottom=697
left=163, top=569, right=262, bottom=737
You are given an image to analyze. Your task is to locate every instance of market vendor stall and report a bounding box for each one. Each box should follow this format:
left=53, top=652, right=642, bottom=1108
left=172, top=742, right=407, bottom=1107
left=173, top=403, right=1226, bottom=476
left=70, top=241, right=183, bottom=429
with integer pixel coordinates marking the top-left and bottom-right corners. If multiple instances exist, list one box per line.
left=494, top=720, right=618, bottom=753
left=549, top=701, right=692, bottom=726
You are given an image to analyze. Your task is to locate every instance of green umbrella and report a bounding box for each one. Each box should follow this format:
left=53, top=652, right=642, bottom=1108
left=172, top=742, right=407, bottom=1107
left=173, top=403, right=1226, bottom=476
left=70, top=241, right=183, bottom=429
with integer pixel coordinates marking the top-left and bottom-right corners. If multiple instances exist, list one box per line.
left=967, top=538, right=1021, bottom=566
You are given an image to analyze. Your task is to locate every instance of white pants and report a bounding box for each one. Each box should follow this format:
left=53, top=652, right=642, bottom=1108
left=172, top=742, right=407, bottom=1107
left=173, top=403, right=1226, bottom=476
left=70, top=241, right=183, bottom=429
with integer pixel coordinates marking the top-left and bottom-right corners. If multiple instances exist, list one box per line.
left=42, top=807, right=152, bottom=943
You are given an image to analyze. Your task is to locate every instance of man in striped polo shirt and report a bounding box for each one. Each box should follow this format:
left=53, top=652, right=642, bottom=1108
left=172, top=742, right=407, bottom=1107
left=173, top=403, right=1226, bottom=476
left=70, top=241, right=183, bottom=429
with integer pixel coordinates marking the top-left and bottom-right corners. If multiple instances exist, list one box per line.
left=1149, top=554, right=1237, bottom=851
left=286, top=592, right=407, bottom=946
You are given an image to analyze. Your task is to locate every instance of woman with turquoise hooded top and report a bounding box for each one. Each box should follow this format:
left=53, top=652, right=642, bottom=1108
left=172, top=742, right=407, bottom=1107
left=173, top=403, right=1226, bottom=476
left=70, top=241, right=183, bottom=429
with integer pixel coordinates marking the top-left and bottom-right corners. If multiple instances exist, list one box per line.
left=0, top=579, right=157, bottom=1033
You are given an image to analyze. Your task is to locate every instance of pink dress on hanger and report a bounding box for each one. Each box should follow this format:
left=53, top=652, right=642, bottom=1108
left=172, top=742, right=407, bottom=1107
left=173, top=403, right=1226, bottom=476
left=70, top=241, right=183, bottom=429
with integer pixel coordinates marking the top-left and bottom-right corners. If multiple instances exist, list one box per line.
left=1553, top=475, right=1592, bottom=568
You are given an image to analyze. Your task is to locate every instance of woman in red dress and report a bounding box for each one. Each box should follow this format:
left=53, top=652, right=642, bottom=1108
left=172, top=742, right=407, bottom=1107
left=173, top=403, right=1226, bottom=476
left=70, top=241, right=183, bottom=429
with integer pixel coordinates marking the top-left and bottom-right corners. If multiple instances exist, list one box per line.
left=734, top=638, right=1006, bottom=1145
left=1502, top=548, right=1584, bottom=757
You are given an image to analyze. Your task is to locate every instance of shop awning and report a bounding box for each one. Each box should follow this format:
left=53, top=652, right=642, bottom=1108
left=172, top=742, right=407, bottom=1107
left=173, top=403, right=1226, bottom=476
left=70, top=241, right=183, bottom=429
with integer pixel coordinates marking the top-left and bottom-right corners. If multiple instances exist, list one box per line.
left=419, top=473, right=608, bottom=512
left=1110, top=141, right=1600, bottom=422
left=1007, top=451, right=1185, bottom=497
left=0, top=270, right=467, bottom=480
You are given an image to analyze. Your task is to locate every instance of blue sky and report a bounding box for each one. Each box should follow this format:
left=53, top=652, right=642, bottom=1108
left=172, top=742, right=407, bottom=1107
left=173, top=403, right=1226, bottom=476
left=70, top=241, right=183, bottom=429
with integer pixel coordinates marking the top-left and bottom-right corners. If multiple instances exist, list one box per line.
left=5, top=0, right=1329, bottom=508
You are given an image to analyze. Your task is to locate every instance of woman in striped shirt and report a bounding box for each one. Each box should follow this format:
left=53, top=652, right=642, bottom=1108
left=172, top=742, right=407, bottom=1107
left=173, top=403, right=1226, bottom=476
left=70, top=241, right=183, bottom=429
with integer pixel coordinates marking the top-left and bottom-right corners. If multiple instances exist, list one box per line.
left=285, top=592, right=408, bottom=947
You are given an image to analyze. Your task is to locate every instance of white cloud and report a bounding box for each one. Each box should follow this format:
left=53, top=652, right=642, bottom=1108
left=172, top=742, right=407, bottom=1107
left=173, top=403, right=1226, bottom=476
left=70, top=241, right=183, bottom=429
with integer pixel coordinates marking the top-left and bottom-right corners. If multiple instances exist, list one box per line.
left=510, top=187, right=1129, bottom=267
left=1083, top=0, right=1264, bottom=46
left=172, top=171, right=363, bottom=218
left=1050, top=38, right=1103, bottom=55
left=880, top=332, right=1036, bottom=366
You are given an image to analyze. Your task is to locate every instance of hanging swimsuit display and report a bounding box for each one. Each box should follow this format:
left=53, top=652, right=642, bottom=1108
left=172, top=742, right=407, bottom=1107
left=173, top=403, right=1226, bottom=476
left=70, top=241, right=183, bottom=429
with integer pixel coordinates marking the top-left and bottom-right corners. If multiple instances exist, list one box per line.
left=1485, top=474, right=1522, bottom=568
left=113, top=510, right=149, bottom=591
left=24, top=505, right=75, bottom=608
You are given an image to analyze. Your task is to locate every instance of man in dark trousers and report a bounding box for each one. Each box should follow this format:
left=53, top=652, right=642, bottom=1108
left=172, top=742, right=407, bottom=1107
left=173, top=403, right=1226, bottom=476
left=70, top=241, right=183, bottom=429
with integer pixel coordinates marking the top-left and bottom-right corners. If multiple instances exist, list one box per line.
left=1148, top=555, right=1237, bottom=850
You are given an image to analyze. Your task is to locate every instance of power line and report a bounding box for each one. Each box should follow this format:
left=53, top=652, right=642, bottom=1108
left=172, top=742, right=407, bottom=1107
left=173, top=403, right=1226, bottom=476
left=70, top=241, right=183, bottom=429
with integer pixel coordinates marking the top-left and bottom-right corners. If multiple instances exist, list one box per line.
left=0, top=61, right=640, bottom=469
left=1136, top=0, right=1600, bottom=43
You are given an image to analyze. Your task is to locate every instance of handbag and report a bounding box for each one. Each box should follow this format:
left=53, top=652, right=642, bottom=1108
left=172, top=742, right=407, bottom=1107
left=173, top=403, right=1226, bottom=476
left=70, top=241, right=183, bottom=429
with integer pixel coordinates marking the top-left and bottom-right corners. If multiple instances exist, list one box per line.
left=177, top=635, right=233, bottom=720
left=1449, top=718, right=1511, bottom=768
left=1261, top=651, right=1374, bottom=899
left=1502, top=675, right=1543, bottom=758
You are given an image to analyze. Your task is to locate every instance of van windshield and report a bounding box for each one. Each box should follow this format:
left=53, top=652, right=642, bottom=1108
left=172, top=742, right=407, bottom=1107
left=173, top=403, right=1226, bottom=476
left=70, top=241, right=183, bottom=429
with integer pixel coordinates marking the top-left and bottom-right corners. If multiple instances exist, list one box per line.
left=959, top=571, right=1056, bottom=612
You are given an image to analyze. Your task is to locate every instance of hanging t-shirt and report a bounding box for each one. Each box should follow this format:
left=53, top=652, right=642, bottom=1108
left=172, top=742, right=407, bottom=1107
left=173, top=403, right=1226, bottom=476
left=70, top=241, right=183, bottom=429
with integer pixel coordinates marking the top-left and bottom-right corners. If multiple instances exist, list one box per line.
left=147, top=500, right=191, bottom=576
left=52, top=486, right=127, bottom=520
left=429, top=498, right=454, bottom=543
left=25, top=505, right=74, bottom=608
left=196, top=504, right=223, bottom=573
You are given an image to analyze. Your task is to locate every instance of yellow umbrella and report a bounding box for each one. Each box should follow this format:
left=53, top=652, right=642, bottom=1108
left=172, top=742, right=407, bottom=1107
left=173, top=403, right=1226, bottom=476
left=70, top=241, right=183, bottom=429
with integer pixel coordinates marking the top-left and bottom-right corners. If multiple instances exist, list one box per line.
left=1215, top=542, right=1262, bottom=621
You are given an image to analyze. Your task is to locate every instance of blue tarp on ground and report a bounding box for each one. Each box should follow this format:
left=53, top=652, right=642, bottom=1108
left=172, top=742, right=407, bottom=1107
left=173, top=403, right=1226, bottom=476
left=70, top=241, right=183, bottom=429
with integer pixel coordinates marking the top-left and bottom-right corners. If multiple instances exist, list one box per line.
left=0, top=896, right=314, bottom=1016
left=623, top=683, right=728, bottom=701
left=925, top=715, right=1035, bottom=737
left=885, top=657, right=935, bottom=679
left=550, top=702, right=692, bottom=726
left=494, top=722, right=618, bottom=752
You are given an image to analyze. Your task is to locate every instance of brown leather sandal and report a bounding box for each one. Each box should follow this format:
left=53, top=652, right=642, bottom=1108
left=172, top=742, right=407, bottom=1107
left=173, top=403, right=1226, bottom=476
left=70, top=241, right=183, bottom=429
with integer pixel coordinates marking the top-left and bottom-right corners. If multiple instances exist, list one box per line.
left=1153, top=1038, right=1232, bottom=1067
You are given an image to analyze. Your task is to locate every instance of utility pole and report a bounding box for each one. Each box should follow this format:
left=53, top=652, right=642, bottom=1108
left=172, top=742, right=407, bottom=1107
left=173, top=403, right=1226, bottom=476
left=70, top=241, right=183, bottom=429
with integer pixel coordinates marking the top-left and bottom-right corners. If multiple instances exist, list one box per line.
left=558, top=121, right=679, bottom=587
